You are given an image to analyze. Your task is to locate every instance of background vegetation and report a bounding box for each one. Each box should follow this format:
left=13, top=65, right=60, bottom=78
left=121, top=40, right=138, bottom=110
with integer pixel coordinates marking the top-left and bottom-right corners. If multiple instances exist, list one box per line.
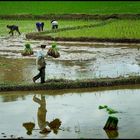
left=2, top=19, right=140, bottom=39
left=0, top=1, right=140, bottom=40
left=0, top=1, right=140, bottom=15
left=44, top=19, right=140, bottom=39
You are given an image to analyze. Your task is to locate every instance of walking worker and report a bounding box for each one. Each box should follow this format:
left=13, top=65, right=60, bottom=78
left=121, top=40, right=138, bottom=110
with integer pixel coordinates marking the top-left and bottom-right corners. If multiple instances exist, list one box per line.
left=36, top=22, right=44, bottom=32
left=51, top=20, right=58, bottom=29
left=33, top=44, right=47, bottom=84
left=7, top=25, right=21, bottom=36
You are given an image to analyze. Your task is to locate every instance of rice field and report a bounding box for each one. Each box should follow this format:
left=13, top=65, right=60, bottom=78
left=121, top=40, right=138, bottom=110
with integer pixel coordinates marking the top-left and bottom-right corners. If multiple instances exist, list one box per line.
left=45, top=19, right=140, bottom=39
left=0, top=1, right=140, bottom=15
left=0, top=1, right=139, bottom=39
left=0, top=19, right=100, bottom=36
left=1, top=19, right=140, bottom=39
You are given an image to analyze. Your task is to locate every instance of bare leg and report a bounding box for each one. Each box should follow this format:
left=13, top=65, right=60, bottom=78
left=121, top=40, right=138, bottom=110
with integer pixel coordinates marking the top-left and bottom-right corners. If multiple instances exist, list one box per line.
left=16, top=28, right=21, bottom=35
left=9, top=30, right=13, bottom=36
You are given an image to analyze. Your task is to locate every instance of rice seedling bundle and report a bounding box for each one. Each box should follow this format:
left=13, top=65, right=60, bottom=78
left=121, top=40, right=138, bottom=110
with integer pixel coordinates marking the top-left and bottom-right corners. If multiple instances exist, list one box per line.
left=22, top=43, right=33, bottom=56
left=47, top=43, right=60, bottom=58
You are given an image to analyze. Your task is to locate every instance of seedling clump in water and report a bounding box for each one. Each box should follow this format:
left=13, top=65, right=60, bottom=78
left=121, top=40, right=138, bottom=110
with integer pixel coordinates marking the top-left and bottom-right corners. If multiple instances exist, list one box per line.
left=99, top=105, right=118, bottom=114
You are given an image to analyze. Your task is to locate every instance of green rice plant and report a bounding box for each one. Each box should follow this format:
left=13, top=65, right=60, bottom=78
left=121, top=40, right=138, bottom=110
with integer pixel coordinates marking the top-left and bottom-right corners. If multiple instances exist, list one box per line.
left=0, top=1, right=140, bottom=15
left=99, top=105, right=118, bottom=114
left=46, top=19, right=140, bottom=39
left=47, top=42, right=60, bottom=58
left=99, top=105, right=108, bottom=109
left=21, top=43, right=33, bottom=56
left=1, top=19, right=140, bottom=39
left=0, top=19, right=99, bottom=36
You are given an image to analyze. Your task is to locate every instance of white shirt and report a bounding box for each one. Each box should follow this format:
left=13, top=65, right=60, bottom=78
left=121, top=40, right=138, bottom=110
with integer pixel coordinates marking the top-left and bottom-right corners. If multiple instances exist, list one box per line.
left=52, top=21, right=58, bottom=26
left=36, top=49, right=46, bottom=59
left=36, top=49, right=47, bottom=69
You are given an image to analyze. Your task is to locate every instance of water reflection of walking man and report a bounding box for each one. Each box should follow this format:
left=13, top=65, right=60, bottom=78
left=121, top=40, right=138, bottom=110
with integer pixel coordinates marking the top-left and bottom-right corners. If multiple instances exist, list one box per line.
left=33, top=94, right=50, bottom=133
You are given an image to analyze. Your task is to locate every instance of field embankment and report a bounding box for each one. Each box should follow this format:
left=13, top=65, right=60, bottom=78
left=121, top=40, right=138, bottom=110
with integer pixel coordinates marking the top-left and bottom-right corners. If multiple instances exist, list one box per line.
left=0, top=14, right=140, bottom=20
left=0, top=76, right=140, bottom=92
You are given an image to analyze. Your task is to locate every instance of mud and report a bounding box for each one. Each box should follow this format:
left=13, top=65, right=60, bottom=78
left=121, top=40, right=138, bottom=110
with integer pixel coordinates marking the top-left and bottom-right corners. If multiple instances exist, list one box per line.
left=0, top=35, right=140, bottom=85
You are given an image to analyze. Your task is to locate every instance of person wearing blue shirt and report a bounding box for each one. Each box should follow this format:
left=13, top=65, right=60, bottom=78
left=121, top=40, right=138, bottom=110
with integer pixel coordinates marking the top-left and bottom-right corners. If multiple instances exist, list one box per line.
left=7, top=25, right=21, bottom=36
left=36, top=22, right=44, bottom=32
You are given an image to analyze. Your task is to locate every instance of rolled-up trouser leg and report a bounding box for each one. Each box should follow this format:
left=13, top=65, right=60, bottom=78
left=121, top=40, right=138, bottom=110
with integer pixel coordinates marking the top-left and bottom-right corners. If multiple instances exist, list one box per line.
left=33, top=69, right=41, bottom=81
left=40, top=67, right=45, bottom=83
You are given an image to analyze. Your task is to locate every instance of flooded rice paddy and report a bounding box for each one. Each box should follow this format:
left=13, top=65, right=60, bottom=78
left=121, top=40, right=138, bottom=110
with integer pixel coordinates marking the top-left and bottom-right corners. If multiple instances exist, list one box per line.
left=0, top=85, right=140, bottom=139
left=0, top=35, right=140, bottom=139
left=0, top=35, right=140, bottom=84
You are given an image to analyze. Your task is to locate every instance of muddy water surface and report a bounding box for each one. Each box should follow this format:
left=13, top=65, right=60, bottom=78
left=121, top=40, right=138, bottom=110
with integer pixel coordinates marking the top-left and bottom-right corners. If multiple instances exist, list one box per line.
left=0, top=33, right=140, bottom=139
left=0, top=35, right=140, bottom=84
left=0, top=85, right=140, bottom=139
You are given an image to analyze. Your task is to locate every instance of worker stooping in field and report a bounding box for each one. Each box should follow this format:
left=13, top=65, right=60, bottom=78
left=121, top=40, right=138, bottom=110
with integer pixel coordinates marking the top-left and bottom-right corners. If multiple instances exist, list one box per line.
left=51, top=20, right=58, bottom=29
left=7, top=25, right=21, bottom=36
left=36, top=22, right=44, bottom=32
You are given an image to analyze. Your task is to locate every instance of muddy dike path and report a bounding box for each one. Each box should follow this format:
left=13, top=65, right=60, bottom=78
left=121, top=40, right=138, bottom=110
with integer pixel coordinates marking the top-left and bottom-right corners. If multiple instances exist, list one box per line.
left=0, top=76, right=140, bottom=92
left=26, top=34, right=140, bottom=44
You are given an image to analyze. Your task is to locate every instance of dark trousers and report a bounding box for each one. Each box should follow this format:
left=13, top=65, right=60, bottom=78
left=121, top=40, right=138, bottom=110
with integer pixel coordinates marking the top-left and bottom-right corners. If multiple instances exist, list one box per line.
left=9, top=29, right=21, bottom=36
left=52, top=25, right=58, bottom=29
left=36, top=23, right=44, bottom=32
left=33, top=67, right=45, bottom=83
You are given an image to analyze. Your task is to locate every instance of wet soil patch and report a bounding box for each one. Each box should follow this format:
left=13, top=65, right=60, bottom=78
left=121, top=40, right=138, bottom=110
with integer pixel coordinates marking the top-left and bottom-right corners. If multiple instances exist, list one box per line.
left=0, top=36, right=140, bottom=87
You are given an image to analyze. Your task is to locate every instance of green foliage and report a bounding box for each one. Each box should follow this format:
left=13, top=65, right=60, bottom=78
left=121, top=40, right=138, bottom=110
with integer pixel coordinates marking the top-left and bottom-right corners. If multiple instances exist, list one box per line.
left=0, top=19, right=140, bottom=39
left=99, top=105, right=118, bottom=114
left=47, top=19, right=140, bottom=39
left=0, top=1, right=140, bottom=15
left=51, top=42, right=59, bottom=51
left=52, top=42, right=57, bottom=49
left=22, top=43, right=33, bottom=56
left=48, top=42, right=60, bottom=58
left=99, top=105, right=108, bottom=109
left=25, top=43, right=31, bottom=49
left=107, top=108, right=118, bottom=114
left=0, top=19, right=96, bottom=36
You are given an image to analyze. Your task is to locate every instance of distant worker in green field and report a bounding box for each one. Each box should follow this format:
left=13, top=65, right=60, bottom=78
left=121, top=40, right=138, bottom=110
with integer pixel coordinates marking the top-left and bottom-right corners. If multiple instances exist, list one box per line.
left=7, top=25, right=21, bottom=36
left=36, top=22, right=44, bottom=32
left=51, top=20, right=58, bottom=29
